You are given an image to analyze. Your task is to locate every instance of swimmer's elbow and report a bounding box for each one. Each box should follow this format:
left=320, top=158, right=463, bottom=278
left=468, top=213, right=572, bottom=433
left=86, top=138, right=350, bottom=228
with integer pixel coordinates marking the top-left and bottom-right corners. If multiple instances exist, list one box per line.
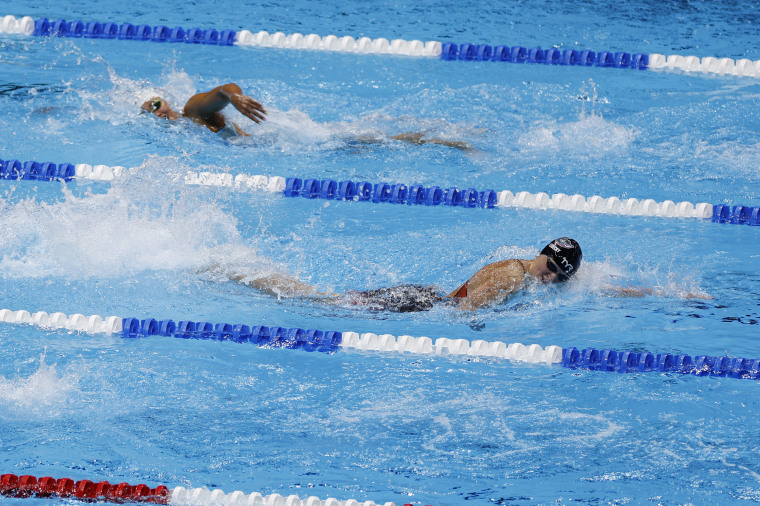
left=219, top=83, right=243, bottom=97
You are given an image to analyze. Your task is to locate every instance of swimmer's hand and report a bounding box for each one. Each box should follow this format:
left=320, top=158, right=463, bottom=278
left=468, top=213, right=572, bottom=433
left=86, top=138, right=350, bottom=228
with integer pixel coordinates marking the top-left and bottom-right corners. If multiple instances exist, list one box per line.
left=230, top=92, right=267, bottom=124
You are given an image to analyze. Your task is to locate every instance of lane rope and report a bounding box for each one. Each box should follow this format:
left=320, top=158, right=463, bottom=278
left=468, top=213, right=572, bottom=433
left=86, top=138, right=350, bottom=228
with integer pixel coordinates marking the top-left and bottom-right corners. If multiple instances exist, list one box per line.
left=0, top=473, right=410, bottom=506
left=4, top=157, right=759, bottom=226
left=2, top=15, right=760, bottom=78
left=2, top=308, right=759, bottom=380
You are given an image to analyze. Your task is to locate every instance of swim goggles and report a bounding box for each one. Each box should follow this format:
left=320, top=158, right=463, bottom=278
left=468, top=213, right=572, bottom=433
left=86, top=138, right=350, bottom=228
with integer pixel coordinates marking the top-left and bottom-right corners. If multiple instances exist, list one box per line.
left=150, top=99, right=162, bottom=112
left=546, top=257, right=570, bottom=282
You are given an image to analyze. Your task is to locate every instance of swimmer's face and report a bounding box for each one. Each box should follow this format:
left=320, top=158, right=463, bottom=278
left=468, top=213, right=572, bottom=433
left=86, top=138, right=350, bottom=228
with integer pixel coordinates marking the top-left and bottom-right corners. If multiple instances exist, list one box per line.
left=141, top=97, right=176, bottom=119
left=528, top=254, right=562, bottom=284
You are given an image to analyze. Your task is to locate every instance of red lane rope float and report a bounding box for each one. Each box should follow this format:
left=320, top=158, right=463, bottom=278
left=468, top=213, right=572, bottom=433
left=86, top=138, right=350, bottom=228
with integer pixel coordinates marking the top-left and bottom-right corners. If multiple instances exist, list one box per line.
left=0, top=473, right=168, bottom=503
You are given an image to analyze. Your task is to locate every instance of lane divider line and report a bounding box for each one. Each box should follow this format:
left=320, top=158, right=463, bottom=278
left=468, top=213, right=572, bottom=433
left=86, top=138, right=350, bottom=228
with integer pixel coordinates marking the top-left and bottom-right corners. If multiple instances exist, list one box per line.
left=5, top=158, right=755, bottom=225
left=3, top=308, right=759, bottom=380
left=439, top=43, right=648, bottom=69
left=3, top=15, right=760, bottom=78
left=0, top=473, right=410, bottom=506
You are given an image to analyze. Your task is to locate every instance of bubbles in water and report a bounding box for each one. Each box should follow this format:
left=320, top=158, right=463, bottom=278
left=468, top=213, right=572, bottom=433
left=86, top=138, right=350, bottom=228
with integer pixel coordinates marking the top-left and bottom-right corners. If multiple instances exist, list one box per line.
left=0, top=156, right=277, bottom=280
left=240, top=107, right=340, bottom=149
left=567, top=258, right=711, bottom=300
left=517, top=113, right=636, bottom=156
left=509, top=79, right=635, bottom=157
left=76, top=64, right=196, bottom=125
left=551, top=410, right=625, bottom=441
left=0, top=352, right=81, bottom=418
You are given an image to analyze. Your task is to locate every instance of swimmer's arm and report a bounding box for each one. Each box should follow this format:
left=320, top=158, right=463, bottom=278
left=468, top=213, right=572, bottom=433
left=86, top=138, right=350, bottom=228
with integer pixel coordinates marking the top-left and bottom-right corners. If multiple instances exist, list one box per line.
left=231, top=272, right=337, bottom=299
left=391, top=131, right=474, bottom=152
left=602, top=285, right=713, bottom=300
left=601, top=285, right=651, bottom=298
left=184, top=83, right=266, bottom=124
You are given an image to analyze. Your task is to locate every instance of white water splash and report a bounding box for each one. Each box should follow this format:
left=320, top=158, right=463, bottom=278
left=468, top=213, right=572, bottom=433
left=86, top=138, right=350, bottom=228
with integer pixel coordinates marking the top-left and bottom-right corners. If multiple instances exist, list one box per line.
left=517, top=113, right=637, bottom=156
left=0, top=156, right=277, bottom=280
left=0, top=353, right=81, bottom=417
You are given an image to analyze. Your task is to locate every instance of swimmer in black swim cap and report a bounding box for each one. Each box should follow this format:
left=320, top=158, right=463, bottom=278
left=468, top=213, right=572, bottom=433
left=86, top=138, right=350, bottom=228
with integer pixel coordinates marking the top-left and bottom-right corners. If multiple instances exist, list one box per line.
left=539, top=237, right=582, bottom=283
left=221, top=235, right=711, bottom=310
left=444, top=237, right=582, bottom=309
left=222, top=236, right=583, bottom=312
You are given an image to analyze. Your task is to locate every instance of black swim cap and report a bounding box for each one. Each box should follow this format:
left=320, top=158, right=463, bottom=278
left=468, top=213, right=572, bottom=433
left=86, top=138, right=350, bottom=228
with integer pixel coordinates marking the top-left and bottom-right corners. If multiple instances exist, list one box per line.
left=540, top=237, right=582, bottom=282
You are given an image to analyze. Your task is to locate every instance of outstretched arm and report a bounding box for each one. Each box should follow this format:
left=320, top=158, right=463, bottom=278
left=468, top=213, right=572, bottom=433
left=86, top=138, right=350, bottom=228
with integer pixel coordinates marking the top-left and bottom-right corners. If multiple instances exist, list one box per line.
left=183, top=83, right=266, bottom=124
left=229, top=271, right=337, bottom=300
left=391, top=131, right=474, bottom=152
left=602, top=285, right=713, bottom=300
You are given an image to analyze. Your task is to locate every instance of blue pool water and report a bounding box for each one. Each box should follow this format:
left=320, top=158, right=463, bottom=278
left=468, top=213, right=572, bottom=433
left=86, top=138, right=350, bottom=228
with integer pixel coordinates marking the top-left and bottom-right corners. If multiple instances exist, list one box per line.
left=1, top=0, right=760, bottom=504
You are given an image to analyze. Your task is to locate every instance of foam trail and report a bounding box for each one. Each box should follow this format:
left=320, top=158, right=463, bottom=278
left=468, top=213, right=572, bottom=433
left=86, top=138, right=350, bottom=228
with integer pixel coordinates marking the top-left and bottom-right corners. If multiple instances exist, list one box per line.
left=0, top=354, right=81, bottom=418
left=0, top=156, right=274, bottom=280
left=517, top=113, right=636, bottom=156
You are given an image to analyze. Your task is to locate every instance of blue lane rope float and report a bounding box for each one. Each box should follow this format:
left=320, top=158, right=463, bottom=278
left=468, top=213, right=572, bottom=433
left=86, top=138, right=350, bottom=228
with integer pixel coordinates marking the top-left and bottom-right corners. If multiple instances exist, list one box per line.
left=2, top=157, right=759, bottom=227
left=0, top=159, right=76, bottom=182
left=12, top=15, right=237, bottom=46
left=120, top=316, right=344, bottom=353
left=2, top=308, right=759, bottom=381
left=2, top=15, right=760, bottom=77
left=439, top=42, right=649, bottom=70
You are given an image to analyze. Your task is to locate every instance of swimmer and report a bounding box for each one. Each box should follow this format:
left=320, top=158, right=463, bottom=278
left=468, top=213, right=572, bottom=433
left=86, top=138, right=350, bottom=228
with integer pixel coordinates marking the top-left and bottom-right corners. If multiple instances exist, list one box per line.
left=141, top=83, right=266, bottom=137
left=142, top=83, right=473, bottom=150
left=225, top=237, right=583, bottom=312
left=443, top=237, right=582, bottom=311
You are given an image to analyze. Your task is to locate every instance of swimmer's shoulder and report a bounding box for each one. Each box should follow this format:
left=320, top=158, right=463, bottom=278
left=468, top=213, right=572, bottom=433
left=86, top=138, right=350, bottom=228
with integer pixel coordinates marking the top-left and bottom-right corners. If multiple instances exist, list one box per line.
left=448, top=259, right=529, bottom=298
left=448, top=259, right=530, bottom=309
left=483, top=258, right=530, bottom=276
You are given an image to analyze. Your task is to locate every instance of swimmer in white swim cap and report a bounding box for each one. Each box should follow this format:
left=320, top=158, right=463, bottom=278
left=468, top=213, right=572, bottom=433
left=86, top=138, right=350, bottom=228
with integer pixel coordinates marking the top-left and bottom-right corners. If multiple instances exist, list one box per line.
left=141, top=83, right=472, bottom=149
left=141, top=83, right=266, bottom=136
